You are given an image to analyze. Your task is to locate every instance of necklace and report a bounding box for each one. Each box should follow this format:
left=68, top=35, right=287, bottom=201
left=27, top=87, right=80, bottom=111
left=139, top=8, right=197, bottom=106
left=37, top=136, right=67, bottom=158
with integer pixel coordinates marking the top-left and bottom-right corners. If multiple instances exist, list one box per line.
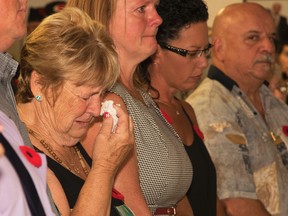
left=28, top=128, right=89, bottom=177
left=155, top=99, right=180, bottom=115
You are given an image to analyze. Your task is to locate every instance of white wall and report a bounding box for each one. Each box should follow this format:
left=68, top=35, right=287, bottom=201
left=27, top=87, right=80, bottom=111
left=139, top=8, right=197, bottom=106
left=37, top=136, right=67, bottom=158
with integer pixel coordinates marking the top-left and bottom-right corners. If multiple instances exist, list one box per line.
left=205, top=0, right=242, bottom=27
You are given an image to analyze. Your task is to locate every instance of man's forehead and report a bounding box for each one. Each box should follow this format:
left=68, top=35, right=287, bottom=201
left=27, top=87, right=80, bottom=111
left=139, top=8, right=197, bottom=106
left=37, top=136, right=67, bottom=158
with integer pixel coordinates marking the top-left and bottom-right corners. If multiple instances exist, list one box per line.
left=230, top=12, right=275, bottom=33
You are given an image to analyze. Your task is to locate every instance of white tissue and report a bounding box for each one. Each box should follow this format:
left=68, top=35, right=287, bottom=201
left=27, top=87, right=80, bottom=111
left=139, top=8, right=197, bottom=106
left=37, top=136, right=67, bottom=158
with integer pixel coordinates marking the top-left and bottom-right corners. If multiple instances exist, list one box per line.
left=100, top=100, right=118, bottom=133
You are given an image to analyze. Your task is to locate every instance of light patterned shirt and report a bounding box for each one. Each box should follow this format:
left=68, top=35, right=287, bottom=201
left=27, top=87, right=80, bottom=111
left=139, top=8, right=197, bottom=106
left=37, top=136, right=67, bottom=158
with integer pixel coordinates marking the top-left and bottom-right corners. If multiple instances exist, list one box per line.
left=187, top=65, right=288, bottom=216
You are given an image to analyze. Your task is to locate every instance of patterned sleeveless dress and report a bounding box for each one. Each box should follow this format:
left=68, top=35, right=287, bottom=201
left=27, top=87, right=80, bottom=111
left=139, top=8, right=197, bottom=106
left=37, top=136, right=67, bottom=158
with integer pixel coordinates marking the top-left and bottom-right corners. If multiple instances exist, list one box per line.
left=110, top=83, right=193, bottom=213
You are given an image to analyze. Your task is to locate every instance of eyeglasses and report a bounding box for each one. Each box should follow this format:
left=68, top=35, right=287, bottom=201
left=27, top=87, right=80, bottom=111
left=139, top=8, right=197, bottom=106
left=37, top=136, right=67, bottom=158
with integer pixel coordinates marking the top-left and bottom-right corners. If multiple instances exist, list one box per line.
left=160, top=43, right=213, bottom=59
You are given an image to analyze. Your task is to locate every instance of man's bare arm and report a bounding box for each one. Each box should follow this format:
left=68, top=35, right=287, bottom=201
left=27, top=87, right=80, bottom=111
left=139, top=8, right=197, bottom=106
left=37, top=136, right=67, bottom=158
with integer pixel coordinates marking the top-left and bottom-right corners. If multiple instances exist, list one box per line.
left=222, top=197, right=271, bottom=216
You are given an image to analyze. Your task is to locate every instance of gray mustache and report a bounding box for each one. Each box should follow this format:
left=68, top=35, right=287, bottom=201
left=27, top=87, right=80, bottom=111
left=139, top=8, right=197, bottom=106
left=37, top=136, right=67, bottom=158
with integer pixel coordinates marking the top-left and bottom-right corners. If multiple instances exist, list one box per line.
left=255, top=55, right=274, bottom=64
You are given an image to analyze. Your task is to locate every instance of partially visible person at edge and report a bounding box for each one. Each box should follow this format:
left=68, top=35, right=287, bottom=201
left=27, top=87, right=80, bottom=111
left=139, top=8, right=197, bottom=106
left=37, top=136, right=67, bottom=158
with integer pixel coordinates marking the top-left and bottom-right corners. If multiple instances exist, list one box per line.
left=26, top=1, right=66, bottom=36
left=16, top=7, right=134, bottom=216
left=27, top=7, right=45, bottom=36
left=12, top=1, right=67, bottom=95
left=187, top=2, right=288, bottom=216
left=269, top=41, right=288, bottom=103
left=66, top=0, right=193, bottom=215
left=271, top=2, right=288, bottom=46
left=138, top=0, right=223, bottom=215
left=0, top=0, right=57, bottom=215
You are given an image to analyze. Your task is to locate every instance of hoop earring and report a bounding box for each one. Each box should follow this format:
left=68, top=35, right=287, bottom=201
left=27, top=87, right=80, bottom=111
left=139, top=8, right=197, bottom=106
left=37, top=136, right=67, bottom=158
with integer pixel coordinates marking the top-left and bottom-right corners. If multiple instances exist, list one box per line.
left=35, top=95, right=42, bottom=101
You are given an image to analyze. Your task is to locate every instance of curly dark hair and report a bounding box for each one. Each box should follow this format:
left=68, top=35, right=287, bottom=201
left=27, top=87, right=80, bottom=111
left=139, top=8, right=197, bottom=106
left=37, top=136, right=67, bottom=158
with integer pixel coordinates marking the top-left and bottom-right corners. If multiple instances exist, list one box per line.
left=156, top=0, right=208, bottom=45
left=136, top=0, right=208, bottom=93
left=276, top=41, right=288, bottom=55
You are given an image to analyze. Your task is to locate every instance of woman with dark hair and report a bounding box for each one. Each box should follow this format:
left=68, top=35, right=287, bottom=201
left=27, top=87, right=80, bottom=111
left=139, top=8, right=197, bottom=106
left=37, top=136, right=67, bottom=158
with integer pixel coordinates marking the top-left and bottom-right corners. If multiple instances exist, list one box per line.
left=139, top=0, right=219, bottom=215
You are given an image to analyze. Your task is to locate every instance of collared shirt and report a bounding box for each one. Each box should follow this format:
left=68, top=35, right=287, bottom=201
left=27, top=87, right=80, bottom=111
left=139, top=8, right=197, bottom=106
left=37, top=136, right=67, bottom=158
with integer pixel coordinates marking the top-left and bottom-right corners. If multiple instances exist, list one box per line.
left=187, top=65, right=288, bottom=216
left=0, top=52, right=31, bottom=147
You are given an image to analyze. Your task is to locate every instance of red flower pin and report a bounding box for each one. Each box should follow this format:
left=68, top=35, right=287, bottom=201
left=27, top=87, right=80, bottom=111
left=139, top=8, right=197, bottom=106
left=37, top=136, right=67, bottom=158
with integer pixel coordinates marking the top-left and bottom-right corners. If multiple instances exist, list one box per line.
left=112, top=188, right=124, bottom=201
left=19, top=146, right=42, bottom=168
left=282, top=126, right=288, bottom=137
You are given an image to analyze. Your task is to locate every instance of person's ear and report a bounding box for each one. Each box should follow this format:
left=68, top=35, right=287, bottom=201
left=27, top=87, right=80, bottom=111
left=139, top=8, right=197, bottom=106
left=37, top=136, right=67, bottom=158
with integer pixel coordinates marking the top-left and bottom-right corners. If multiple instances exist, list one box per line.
left=151, top=44, right=162, bottom=65
left=213, top=38, right=225, bottom=62
left=30, top=70, right=43, bottom=100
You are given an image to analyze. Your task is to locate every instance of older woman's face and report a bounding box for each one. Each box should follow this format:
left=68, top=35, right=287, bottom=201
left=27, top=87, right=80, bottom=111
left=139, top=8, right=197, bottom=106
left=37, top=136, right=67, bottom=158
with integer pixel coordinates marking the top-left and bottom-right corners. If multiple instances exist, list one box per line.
left=109, top=0, right=162, bottom=64
left=44, top=81, right=103, bottom=144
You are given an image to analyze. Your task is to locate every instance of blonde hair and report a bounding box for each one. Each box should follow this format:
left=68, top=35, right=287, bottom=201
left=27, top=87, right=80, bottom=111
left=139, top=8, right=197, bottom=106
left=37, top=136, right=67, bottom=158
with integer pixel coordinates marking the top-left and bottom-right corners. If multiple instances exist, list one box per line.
left=66, top=0, right=117, bottom=29
left=17, top=7, right=119, bottom=103
left=66, top=0, right=147, bottom=89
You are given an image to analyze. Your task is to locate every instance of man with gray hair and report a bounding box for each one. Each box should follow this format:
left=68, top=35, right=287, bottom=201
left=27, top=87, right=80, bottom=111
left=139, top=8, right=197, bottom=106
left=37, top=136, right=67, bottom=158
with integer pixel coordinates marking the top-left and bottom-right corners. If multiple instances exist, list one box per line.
left=187, top=2, right=288, bottom=215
